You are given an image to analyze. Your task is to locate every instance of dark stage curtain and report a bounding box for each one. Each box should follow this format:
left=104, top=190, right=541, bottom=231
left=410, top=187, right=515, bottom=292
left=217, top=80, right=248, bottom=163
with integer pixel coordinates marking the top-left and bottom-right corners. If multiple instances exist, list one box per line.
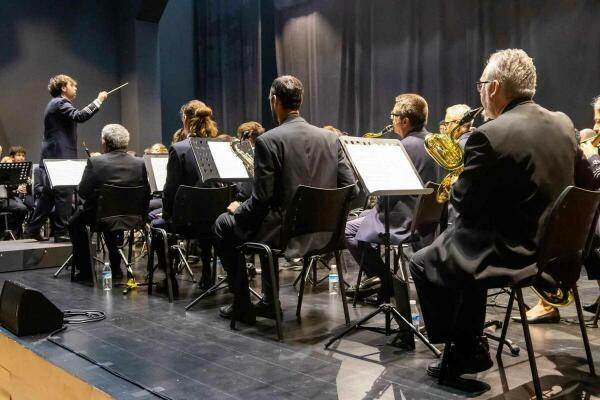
left=272, top=0, right=600, bottom=135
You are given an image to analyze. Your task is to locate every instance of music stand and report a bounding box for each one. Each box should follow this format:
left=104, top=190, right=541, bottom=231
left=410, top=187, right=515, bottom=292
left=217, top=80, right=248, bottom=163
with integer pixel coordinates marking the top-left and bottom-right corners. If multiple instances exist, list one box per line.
left=44, top=159, right=87, bottom=277
left=189, top=138, right=252, bottom=184
left=143, top=155, right=168, bottom=193
left=0, top=162, right=32, bottom=239
left=325, top=137, right=441, bottom=357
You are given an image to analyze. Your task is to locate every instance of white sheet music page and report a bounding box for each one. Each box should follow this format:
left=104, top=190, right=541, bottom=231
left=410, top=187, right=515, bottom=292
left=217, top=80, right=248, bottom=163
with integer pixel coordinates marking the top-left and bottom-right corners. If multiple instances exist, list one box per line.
left=151, top=157, right=168, bottom=191
left=207, top=141, right=249, bottom=179
left=44, top=159, right=88, bottom=187
left=346, top=142, right=424, bottom=195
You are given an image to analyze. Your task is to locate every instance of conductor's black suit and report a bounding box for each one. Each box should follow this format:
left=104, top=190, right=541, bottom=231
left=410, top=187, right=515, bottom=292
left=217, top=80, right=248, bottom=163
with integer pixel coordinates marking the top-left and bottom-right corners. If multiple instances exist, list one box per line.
left=26, top=97, right=101, bottom=238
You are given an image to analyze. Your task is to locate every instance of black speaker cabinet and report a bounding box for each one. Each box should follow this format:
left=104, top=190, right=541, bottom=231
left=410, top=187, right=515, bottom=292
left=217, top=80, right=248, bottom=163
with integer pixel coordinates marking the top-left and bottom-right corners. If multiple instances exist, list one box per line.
left=0, top=280, right=63, bottom=336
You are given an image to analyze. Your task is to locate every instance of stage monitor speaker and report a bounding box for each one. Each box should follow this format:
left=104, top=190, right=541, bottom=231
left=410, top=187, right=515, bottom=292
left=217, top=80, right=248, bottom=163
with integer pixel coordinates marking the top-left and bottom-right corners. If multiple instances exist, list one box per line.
left=0, top=280, right=63, bottom=337
left=136, top=0, right=169, bottom=23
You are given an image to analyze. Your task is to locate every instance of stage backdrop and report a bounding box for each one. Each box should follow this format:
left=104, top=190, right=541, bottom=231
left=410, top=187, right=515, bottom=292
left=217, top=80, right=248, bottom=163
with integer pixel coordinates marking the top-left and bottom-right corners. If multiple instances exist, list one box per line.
left=190, top=0, right=600, bottom=137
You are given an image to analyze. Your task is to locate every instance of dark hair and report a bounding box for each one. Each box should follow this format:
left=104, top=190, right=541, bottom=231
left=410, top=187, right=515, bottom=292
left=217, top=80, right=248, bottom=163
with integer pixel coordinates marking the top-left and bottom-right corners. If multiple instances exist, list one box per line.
left=8, top=145, right=26, bottom=157
left=180, top=100, right=218, bottom=138
left=393, top=93, right=428, bottom=130
left=48, top=74, right=75, bottom=97
left=269, top=75, right=303, bottom=110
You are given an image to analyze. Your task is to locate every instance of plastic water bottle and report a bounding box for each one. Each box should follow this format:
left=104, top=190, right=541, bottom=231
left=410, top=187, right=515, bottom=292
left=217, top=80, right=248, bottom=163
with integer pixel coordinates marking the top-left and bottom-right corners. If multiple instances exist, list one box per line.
left=102, top=262, right=112, bottom=291
left=329, top=264, right=339, bottom=295
left=410, top=300, right=420, bottom=330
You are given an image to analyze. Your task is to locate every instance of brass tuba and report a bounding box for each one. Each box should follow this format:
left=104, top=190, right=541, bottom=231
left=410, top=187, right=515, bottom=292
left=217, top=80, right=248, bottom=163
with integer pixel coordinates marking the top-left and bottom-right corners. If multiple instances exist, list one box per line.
left=424, top=107, right=483, bottom=203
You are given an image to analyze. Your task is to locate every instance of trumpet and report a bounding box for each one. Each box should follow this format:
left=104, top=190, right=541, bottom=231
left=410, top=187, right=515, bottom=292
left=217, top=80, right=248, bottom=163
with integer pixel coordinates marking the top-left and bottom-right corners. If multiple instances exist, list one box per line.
left=363, top=125, right=393, bottom=138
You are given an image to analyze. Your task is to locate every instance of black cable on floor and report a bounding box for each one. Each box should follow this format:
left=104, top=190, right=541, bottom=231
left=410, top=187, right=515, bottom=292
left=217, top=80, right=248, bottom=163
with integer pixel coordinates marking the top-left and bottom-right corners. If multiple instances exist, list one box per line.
left=46, top=311, right=174, bottom=400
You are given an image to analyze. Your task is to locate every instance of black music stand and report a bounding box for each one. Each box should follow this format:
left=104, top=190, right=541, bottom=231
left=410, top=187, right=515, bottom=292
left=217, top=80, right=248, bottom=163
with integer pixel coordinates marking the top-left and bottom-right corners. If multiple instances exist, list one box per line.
left=189, top=138, right=253, bottom=184
left=325, top=137, right=441, bottom=357
left=0, top=162, right=32, bottom=240
left=44, top=159, right=88, bottom=278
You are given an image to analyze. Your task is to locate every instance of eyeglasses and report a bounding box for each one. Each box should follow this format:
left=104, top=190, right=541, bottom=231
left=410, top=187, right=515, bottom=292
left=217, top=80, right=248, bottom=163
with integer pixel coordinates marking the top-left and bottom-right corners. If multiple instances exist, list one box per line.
left=390, top=113, right=402, bottom=121
left=476, top=80, right=492, bottom=93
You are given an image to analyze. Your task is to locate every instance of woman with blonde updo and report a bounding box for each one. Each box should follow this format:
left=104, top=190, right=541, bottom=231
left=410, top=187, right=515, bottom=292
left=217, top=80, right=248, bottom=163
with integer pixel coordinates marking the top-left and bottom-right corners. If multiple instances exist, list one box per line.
left=180, top=100, right=218, bottom=138
left=151, top=100, right=219, bottom=296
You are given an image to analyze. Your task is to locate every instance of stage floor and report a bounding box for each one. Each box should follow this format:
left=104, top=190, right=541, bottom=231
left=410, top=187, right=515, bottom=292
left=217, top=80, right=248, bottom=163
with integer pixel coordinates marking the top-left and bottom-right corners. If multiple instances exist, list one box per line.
left=1, top=256, right=599, bottom=399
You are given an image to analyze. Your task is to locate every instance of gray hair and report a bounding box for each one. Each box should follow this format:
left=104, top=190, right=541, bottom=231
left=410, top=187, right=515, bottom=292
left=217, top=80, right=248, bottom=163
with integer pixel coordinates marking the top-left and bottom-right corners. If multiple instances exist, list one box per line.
left=485, top=49, right=537, bottom=100
left=101, top=124, right=130, bottom=150
left=592, top=95, right=600, bottom=110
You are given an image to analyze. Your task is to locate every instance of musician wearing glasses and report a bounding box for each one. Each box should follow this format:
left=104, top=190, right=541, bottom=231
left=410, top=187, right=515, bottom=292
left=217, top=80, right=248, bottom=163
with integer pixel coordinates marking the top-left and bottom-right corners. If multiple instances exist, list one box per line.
left=440, top=104, right=474, bottom=148
left=409, top=49, right=598, bottom=384
left=345, top=94, right=440, bottom=302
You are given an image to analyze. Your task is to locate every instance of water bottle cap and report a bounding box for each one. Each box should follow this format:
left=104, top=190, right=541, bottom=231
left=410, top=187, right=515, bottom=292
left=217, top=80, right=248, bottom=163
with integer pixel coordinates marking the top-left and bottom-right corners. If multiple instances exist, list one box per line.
left=409, top=300, right=416, bottom=305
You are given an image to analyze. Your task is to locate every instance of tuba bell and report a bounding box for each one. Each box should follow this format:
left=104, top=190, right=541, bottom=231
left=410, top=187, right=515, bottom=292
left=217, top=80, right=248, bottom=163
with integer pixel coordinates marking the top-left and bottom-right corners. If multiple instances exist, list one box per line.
left=424, top=107, right=483, bottom=203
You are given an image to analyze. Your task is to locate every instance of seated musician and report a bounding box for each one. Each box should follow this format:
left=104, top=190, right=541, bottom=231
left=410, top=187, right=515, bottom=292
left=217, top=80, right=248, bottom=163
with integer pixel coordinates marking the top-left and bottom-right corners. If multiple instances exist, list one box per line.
left=213, top=75, right=356, bottom=325
left=68, top=124, right=148, bottom=284
left=234, top=121, right=265, bottom=202
left=151, top=100, right=219, bottom=295
left=344, top=94, right=440, bottom=301
left=409, top=49, right=598, bottom=383
left=521, top=98, right=600, bottom=321
left=0, top=146, right=30, bottom=236
left=440, top=104, right=473, bottom=148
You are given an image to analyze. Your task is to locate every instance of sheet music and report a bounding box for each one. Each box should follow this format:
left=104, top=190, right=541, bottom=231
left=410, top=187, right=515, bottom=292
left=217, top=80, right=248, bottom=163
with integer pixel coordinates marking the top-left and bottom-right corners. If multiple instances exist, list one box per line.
left=44, top=159, right=88, bottom=187
left=207, top=141, right=249, bottom=179
left=345, top=142, right=425, bottom=195
left=150, top=157, right=168, bottom=192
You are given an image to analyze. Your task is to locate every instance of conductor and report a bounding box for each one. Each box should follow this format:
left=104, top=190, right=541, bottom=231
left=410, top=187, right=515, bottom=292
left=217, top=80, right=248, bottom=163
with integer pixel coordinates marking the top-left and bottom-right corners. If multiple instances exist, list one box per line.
left=25, top=75, right=107, bottom=242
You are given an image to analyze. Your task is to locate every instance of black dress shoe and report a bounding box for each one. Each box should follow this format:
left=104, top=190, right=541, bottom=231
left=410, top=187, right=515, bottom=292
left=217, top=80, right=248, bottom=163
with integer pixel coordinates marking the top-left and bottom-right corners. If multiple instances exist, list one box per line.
left=583, top=302, right=599, bottom=314
left=24, top=231, right=49, bottom=241
left=54, top=235, right=71, bottom=243
left=345, top=276, right=381, bottom=298
left=73, top=272, right=93, bottom=286
left=427, top=338, right=493, bottom=378
left=511, top=307, right=560, bottom=324
left=254, top=300, right=283, bottom=320
left=219, top=304, right=256, bottom=325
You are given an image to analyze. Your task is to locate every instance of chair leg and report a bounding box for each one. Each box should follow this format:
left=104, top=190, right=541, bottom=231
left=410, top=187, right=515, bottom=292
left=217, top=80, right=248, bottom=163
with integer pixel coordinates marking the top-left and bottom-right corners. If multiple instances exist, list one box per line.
left=163, top=232, right=174, bottom=303
left=265, top=250, right=283, bottom=341
left=515, top=287, right=543, bottom=400
left=335, top=250, right=350, bottom=325
left=296, top=258, right=310, bottom=321
left=573, top=286, right=596, bottom=375
left=496, top=288, right=515, bottom=359
left=147, top=231, right=155, bottom=295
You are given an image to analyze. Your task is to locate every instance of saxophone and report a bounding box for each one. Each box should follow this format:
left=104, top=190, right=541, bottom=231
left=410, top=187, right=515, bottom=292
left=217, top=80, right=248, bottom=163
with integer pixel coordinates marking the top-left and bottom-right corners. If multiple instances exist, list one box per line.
left=230, top=138, right=254, bottom=177
left=363, top=124, right=393, bottom=138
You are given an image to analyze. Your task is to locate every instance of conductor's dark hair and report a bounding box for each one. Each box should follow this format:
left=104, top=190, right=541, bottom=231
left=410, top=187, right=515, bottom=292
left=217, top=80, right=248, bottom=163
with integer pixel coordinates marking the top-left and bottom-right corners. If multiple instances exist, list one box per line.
left=269, top=75, right=303, bottom=110
left=48, top=74, right=76, bottom=97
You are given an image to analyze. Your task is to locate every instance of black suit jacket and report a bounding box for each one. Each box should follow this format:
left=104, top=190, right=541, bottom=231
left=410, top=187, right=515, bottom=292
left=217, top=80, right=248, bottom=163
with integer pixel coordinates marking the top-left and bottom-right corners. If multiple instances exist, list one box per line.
left=77, top=150, right=149, bottom=224
left=234, top=116, right=356, bottom=248
left=422, top=99, right=596, bottom=288
left=41, top=97, right=100, bottom=162
left=356, top=128, right=441, bottom=245
left=162, top=138, right=209, bottom=221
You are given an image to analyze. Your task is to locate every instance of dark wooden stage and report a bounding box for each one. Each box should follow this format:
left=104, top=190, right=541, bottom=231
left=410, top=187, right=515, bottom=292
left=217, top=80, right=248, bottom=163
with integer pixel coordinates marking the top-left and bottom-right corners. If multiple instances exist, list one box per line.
left=1, top=254, right=599, bottom=399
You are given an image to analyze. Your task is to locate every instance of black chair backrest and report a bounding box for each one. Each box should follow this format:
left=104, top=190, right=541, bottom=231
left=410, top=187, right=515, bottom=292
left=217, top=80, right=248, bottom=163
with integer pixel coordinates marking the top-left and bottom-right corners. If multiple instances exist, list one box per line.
left=281, top=184, right=355, bottom=258
left=96, top=184, right=150, bottom=232
left=171, top=185, right=230, bottom=237
left=537, top=186, right=600, bottom=287
left=409, top=181, right=446, bottom=237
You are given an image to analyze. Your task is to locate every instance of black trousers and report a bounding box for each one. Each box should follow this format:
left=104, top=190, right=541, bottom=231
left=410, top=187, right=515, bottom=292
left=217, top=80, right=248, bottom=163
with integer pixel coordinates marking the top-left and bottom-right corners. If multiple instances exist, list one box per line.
left=2, top=197, right=28, bottom=234
left=410, top=247, right=487, bottom=347
left=213, top=212, right=276, bottom=312
left=26, top=169, right=72, bottom=236
left=68, top=211, right=122, bottom=277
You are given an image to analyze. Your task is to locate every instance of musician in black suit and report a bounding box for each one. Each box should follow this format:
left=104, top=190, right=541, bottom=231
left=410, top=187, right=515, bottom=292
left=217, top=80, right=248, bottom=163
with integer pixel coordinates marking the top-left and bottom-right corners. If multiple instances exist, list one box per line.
left=25, top=75, right=107, bottom=242
left=69, top=124, right=148, bottom=282
left=213, top=75, right=356, bottom=324
left=345, top=94, right=440, bottom=301
left=151, top=100, right=219, bottom=294
left=409, top=49, right=597, bottom=382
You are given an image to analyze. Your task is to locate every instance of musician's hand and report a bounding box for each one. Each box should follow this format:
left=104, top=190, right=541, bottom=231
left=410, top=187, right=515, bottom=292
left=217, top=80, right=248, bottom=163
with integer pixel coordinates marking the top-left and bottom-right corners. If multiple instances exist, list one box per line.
left=580, top=141, right=598, bottom=158
left=227, top=201, right=241, bottom=214
left=16, top=184, right=26, bottom=194
left=97, top=91, right=108, bottom=102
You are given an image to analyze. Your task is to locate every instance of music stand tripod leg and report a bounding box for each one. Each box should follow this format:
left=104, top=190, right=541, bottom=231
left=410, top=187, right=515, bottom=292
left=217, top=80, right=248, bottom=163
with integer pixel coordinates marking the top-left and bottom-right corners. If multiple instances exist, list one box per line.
left=185, top=275, right=228, bottom=311
left=53, top=253, right=73, bottom=278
